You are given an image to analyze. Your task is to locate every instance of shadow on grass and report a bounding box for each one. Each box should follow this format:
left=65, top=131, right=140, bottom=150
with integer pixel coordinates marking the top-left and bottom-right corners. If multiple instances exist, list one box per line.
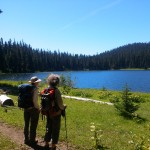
left=89, top=146, right=110, bottom=150
left=133, top=115, right=147, bottom=124
left=0, top=84, right=19, bottom=96
left=97, top=146, right=110, bottom=150
left=25, top=143, right=50, bottom=150
left=121, top=113, right=147, bottom=124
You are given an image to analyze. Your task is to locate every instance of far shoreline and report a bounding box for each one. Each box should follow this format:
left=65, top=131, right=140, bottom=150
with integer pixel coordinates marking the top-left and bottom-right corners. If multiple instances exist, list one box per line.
left=0, top=68, right=150, bottom=74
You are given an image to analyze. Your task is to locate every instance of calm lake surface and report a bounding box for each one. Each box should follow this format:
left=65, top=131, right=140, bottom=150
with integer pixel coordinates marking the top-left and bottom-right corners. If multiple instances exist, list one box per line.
left=0, top=70, right=150, bottom=93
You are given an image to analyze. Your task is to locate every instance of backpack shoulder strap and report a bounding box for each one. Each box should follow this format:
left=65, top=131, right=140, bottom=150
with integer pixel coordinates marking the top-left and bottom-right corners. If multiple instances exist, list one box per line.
left=41, top=88, right=49, bottom=94
left=31, top=85, right=36, bottom=93
left=46, top=87, right=57, bottom=104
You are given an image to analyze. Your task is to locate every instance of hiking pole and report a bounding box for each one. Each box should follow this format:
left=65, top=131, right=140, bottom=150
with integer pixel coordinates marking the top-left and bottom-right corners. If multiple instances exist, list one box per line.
left=64, top=109, right=69, bottom=150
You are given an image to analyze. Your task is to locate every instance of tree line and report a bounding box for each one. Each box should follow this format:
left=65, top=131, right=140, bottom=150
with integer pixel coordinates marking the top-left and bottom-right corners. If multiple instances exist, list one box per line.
left=0, top=38, right=150, bottom=73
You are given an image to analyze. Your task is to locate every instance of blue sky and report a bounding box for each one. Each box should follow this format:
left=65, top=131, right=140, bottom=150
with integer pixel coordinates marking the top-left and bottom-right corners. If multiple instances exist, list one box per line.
left=1, top=0, right=150, bottom=55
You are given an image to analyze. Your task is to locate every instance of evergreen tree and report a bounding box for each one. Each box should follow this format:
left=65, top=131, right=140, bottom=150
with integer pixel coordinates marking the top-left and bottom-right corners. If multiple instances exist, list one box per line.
left=0, top=38, right=150, bottom=73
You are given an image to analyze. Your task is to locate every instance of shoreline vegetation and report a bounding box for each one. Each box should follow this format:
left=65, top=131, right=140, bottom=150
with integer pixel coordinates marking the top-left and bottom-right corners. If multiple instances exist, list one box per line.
left=119, top=68, right=150, bottom=70
left=1, top=68, right=150, bottom=74
left=0, top=80, right=150, bottom=149
left=0, top=68, right=150, bottom=76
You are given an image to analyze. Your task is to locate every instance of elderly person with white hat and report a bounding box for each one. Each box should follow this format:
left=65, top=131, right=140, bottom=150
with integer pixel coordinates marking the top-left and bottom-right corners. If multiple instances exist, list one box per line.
left=24, top=76, right=41, bottom=146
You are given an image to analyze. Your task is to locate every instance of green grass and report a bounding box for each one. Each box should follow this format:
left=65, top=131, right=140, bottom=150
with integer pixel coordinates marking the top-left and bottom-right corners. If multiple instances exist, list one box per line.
left=0, top=132, right=31, bottom=150
left=1, top=81, right=150, bottom=149
left=0, top=133, right=18, bottom=150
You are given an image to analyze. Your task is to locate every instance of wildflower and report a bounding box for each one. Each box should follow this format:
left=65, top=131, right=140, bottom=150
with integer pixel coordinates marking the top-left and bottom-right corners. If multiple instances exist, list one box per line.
left=128, top=140, right=134, bottom=144
left=97, top=135, right=103, bottom=140
left=147, top=124, right=150, bottom=130
left=90, top=125, right=95, bottom=132
left=91, top=128, right=95, bottom=132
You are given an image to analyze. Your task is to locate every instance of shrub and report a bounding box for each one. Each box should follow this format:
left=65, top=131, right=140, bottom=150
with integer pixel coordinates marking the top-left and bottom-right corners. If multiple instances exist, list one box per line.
left=114, top=85, right=143, bottom=119
left=59, top=74, right=75, bottom=94
left=98, top=91, right=112, bottom=100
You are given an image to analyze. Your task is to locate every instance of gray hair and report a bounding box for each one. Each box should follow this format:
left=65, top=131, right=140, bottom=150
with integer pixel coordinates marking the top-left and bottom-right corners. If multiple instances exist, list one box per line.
left=47, top=74, right=60, bottom=86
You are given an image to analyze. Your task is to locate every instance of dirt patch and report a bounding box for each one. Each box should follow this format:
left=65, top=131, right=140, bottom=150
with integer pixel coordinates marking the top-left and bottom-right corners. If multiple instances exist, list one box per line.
left=0, top=121, right=74, bottom=150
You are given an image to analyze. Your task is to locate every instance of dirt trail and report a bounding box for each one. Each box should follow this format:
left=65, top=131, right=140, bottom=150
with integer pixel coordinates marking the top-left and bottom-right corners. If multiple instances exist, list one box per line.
left=0, top=121, right=72, bottom=150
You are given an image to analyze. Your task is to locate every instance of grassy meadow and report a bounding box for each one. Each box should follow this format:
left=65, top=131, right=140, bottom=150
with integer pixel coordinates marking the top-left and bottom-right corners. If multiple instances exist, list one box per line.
left=0, top=80, right=150, bottom=149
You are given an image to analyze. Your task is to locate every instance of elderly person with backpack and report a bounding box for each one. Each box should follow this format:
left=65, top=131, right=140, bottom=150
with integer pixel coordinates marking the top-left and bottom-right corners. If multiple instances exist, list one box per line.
left=18, top=76, right=41, bottom=146
left=41, top=74, right=66, bottom=150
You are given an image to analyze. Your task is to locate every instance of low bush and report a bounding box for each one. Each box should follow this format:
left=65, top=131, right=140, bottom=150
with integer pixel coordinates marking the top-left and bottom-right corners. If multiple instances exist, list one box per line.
left=114, top=85, right=144, bottom=119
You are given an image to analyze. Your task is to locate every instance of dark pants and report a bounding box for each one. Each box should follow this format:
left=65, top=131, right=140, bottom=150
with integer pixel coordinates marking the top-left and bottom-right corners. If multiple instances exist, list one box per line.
left=24, top=108, right=39, bottom=142
left=44, top=114, right=61, bottom=144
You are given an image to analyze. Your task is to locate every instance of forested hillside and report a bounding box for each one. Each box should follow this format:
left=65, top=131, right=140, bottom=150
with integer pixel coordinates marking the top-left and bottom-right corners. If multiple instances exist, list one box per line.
left=0, top=38, right=150, bottom=73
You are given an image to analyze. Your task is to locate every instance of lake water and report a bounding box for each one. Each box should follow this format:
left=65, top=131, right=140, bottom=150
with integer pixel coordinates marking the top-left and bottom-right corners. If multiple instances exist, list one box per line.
left=0, top=70, right=150, bottom=93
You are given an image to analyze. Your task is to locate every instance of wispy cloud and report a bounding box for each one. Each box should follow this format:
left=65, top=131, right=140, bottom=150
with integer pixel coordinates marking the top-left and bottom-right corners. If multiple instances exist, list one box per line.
left=59, top=0, right=122, bottom=31
left=89, top=0, right=122, bottom=16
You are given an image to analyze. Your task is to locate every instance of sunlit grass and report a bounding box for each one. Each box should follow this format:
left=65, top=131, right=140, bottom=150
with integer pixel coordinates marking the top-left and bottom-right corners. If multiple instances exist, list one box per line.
left=1, top=94, right=150, bottom=149
left=0, top=133, right=18, bottom=150
left=1, top=81, right=150, bottom=149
